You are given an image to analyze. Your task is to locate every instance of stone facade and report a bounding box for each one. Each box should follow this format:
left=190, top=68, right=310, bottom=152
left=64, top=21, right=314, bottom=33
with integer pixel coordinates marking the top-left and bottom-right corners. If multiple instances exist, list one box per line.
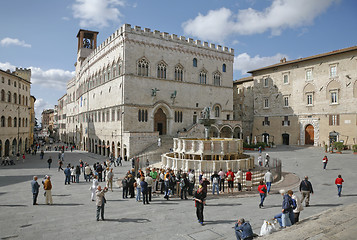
left=0, top=68, right=32, bottom=157
left=233, top=77, right=254, bottom=142
left=41, top=109, right=54, bottom=131
left=29, top=96, right=36, bottom=146
left=241, top=46, right=357, bottom=147
left=61, top=24, right=237, bottom=158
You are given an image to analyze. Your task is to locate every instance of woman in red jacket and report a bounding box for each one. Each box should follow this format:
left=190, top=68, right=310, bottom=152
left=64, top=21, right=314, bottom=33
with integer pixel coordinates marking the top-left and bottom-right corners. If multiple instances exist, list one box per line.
left=335, top=174, right=344, bottom=197
left=258, top=180, right=267, bottom=208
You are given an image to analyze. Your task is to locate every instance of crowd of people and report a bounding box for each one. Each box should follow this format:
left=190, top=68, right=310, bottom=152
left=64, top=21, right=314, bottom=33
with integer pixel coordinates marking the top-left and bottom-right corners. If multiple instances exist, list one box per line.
left=26, top=149, right=347, bottom=239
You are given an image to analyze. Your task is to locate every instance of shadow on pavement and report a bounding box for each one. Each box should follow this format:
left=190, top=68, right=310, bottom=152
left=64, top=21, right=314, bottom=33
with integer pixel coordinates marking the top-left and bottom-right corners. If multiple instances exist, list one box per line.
left=309, top=204, right=342, bottom=207
left=203, top=219, right=237, bottom=225
left=50, top=203, right=84, bottom=206
left=261, top=204, right=282, bottom=208
left=0, top=175, right=40, bottom=187
left=52, top=194, right=71, bottom=197
left=0, top=204, right=28, bottom=207
left=207, top=203, right=242, bottom=207
left=150, top=201, right=179, bottom=205
left=105, top=218, right=151, bottom=223
left=341, top=194, right=357, bottom=197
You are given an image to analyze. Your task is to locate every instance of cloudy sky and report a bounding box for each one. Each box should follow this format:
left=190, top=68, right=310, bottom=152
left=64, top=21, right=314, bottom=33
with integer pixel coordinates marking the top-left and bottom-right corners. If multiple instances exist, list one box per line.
left=0, top=0, right=356, bottom=120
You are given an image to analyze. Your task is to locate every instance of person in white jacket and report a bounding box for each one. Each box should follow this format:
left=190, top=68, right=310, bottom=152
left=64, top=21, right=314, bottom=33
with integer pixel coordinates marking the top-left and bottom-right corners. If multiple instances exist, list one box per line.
left=90, top=175, right=99, bottom=201
left=292, top=193, right=303, bottom=223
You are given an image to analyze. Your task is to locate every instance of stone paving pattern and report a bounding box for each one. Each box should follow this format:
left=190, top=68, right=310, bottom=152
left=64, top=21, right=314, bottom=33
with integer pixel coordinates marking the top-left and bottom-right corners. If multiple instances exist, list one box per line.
left=0, top=145, right=356, bottom=239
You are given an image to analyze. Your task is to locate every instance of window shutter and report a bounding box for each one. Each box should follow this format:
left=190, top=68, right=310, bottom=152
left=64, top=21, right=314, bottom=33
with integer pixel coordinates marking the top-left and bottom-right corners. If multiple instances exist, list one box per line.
left=337, top=115, right=340, bottom=126
left=329, top=115, right=332, bottom=126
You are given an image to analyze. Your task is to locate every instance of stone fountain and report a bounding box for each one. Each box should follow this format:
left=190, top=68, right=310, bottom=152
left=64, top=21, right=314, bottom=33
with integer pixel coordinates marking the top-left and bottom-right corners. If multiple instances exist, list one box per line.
left=161, top=107, right=254, bottom=172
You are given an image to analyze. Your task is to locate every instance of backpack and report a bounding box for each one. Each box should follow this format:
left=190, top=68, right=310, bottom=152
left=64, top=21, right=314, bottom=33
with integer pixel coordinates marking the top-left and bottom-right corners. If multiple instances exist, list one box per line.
left=291, top=198, right=297, bottom=210
left=282, top=195, right=293, bottom=210
left=213, top=176, right=219, bottom=184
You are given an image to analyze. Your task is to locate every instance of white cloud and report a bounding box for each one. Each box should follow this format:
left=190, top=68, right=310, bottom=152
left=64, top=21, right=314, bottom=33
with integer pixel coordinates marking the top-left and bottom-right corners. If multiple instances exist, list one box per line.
left=183, top=0, right=338, bottom=42
left=234, top=52, right=288, bottom=75
left=72, top=0, right=125, bottom=28
left=0, top=37, right=31, bottom=48
left=0, top=62, right=16, bottom=71
left=29, top=67, right=75, bottom=89
left=0, top=62, right=74, bottom=89
left=34, top=98, right=53, bottom=122
left=62, top=16, right=70, bottom=21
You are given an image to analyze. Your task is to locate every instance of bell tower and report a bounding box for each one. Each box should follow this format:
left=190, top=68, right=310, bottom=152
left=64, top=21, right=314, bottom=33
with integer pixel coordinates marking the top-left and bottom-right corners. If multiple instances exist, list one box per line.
left=76, top=29, right=99, bottom=62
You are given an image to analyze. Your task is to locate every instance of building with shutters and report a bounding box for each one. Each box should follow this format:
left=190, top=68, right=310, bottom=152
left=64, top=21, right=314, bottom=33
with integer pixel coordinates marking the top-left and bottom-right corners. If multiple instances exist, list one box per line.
left=240, top=46, right=357, bottom=147
left=0, top=68, right=32, bottom=157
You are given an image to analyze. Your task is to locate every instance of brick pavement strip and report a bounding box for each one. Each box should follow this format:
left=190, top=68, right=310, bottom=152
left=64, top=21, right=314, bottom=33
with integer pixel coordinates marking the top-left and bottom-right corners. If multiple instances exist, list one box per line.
left=0, top=146, right=356, bottom=239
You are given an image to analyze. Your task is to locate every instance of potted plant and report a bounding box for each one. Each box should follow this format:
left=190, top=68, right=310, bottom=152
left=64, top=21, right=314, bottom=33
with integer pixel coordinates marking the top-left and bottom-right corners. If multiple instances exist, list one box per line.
left=334, top=142, right=344, bottom=154
left=353, top=145, right=357, bottom=154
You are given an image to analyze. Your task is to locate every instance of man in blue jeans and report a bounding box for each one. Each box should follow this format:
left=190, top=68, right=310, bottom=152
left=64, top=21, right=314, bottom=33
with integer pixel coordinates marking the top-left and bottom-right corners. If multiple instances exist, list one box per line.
left=64, top=165, right=71, bottom=185
left=234, top=218, right=253, bottom=240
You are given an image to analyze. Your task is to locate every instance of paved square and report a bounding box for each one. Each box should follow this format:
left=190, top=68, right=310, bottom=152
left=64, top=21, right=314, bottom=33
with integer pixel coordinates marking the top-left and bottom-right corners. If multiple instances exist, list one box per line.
left=0, top=146, right=356, bottom=239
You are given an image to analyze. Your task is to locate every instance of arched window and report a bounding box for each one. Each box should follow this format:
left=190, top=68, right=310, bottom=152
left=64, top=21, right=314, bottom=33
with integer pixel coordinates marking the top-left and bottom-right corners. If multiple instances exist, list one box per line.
left=215, top=106, right=220, bottom=118
left=14, top=117, right=17, bottom=127
left=103, top=69, right=107, bottom=82
left=175, top=65, right=183, bottom=81
left=145, top=110, right=148, bottom=122
left=138, top=110, right=141, bottom=122
left=19, top=94, right=21, bottom=104
left=157, top=62, right=167, bottom=79
left=14, top=81, right=16, bottom=87
left=138, top=58, right=149, bottom=76
left=213, top=72, right=221, bottom=86
left=8, top=117, right=12, bottom=127
left=7, top=91, right=11, bottom=102
left=199, top=71, right=207, bottom=84
left=1, top=116, right=5, bottom=127
left=193, top=58, right=197, bottom=67
left=26, top=118, right=28, bottom=127
left=222, top=64, right=226, bottom=72
left=14, top=93, right=17, bottom=104
left=1, top=89, right=5, bottom=101
left=117, top=62, right=121, bottom=76
left=107, top=66, right=111, bottom=80
left=22, top=118, right=24, bottom=127
left=22, top=96, right=24, bottom=105
left=18, top=117, right=21, bottom=127
left=112, top=64, right=116, bottom=79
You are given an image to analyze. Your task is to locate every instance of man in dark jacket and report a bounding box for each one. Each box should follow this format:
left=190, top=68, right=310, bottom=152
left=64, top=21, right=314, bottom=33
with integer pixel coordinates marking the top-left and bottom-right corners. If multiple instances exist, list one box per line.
left=140, top=177, right=149, bottom=205
left=31, top=176, right=40, bottom=205
left=64, top=165, right=71, bottom=185
left=234, top=218, right=253, bottom=240
left=96, top=163, right=103, bottom=182
left=122, top=176, right=129, bottom=199
left=194, top=185, right=207, bottom=225
left=299, top=176, right=313, bottom=207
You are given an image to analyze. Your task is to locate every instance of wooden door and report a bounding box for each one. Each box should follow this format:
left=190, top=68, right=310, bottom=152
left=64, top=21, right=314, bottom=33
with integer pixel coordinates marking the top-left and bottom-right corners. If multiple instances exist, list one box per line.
left=305, top=125, right=314, bottom=145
